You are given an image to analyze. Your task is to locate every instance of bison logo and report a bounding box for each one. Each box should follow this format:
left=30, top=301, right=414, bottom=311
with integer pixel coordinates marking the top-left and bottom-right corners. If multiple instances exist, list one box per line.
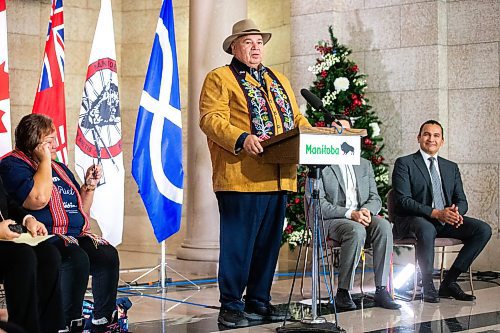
left=341, top=142, right=355, bottom=155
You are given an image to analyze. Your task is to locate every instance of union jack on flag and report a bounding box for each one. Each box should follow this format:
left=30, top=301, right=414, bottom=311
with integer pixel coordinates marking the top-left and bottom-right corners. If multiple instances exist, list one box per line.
left=32, top=0, right=68, bottom=164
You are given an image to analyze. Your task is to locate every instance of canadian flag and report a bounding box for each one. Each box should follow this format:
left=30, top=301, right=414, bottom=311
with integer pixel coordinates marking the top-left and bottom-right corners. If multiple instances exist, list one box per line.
left=0, top=0, right=12, bottom=157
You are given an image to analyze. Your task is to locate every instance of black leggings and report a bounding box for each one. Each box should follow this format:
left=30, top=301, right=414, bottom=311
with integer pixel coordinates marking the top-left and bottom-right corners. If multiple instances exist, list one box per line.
left=52, top=237, right=119, bottom=325
left=0, top=241, right=64, bottom=333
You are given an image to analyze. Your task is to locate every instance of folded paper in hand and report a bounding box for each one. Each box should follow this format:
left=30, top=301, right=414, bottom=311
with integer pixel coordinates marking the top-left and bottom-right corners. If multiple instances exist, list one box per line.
left=0, top=234, right=54, bottom=246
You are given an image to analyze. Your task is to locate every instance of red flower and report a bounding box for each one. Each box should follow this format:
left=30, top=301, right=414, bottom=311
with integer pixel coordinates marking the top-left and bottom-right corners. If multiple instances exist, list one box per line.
left=371, top=155, right=385, bottom=165
left=315, top=81, right=325, bottom=89
left=315, top=121, right=326, bottom=127
left=315, top=45, right=333, bottom=55
left=320, top=71, right=327, bottom=78
left=364, top=138, right=373, bottom=146
left=285, top=225, right=294, bottom=234
left=351, top=93, right=358, bottom=100
left=294, top=198, right=300, bottom=204
left=350, top=65, right=359, bottom=72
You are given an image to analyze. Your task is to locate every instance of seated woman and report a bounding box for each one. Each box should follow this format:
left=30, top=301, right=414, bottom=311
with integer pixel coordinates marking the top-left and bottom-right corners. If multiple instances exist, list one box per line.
left=0, top=114, right=120, bottom=332
left=0, top=177, right=65, bottom=332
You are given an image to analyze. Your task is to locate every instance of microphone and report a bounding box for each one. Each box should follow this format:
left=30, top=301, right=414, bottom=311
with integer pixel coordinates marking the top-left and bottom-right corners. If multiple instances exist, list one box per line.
left=300, top=89, right=343, bottom=127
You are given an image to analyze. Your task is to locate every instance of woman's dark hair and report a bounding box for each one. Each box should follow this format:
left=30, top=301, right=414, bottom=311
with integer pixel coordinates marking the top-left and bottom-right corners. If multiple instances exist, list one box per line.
left=15, top=114, right=55, bottom=155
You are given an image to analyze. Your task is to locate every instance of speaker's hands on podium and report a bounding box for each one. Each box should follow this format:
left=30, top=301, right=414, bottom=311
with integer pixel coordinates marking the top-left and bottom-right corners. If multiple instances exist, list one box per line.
left=243, top=134, right=263, bottom=157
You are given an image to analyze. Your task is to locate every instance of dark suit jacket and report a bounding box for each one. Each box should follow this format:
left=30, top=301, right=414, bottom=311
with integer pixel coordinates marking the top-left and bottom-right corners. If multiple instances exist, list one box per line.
left=308, top=158, right=382, bottom=219
left=392, top=151, right=468, bottom=220
left=0, top=178, right=28, bottom=224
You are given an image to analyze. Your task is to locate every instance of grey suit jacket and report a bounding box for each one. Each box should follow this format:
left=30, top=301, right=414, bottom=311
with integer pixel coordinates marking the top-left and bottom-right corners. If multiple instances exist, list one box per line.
left=392, top=151, right=468, bottom=219
left=306, top=158, right=382, bottom=220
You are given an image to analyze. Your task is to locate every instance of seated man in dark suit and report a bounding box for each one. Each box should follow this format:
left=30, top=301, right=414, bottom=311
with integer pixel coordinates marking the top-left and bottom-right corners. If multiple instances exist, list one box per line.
left=306, top=117, right=400, bottom=311
left=392, top=120, right=491, bottom=303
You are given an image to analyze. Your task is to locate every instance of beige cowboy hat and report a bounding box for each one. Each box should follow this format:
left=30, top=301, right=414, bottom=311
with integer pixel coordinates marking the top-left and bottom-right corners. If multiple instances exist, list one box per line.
left=222, top=19, right=272, bottom=54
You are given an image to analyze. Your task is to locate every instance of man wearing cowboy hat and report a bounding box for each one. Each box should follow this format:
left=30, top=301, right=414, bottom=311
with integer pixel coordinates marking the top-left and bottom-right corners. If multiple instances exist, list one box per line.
left=200, top=18, right=310, bottom=328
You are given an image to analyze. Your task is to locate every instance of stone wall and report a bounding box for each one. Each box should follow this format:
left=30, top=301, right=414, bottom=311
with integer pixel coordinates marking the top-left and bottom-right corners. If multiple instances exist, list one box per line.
left=6, top=0, right=499, bottom=270
left=290, top=0, right=499, bottom=270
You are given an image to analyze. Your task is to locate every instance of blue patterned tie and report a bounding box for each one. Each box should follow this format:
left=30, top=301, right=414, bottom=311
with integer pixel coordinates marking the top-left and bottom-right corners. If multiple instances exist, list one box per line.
left=428, top=157, right=445, bottom=210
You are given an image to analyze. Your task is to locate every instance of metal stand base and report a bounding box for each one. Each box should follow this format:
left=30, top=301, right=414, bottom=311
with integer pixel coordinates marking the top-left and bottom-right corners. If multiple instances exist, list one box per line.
left=119, top=242, right=200, bottom=291
left=276, top=322, right=346, bottom=333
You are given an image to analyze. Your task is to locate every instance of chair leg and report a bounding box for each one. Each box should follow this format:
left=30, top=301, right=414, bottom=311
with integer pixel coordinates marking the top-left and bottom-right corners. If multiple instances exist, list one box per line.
left=469, top=268, right=474, bottom=296
left=440, top=246, right=445, bottom=284
left=360, top=248, right=365, bottom=296
left=300, top=245, right=309, bottom=299
left=412, top=247, right=417, bottom=301
left=389, top=252, right=394, bottom=300
left=330, top=248, right=336, bottom=296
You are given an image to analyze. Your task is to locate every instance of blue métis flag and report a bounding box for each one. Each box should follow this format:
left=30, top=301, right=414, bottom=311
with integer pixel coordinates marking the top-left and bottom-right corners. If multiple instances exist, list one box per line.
left=132, top=0, right=183, bottom=243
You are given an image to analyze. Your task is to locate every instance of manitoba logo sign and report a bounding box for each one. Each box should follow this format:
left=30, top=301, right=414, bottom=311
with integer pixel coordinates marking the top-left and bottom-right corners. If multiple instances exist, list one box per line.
left=300, top=135, right=360, bottom=165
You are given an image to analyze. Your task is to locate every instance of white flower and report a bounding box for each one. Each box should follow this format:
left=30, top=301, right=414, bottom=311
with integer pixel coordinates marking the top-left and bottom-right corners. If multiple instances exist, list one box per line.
left=308, top=53, right=340, bottom=75
left=288, top=229, right=311, bottom=246
left=370, top=122, right=381, bottom=137
left=322, top=90, right=338, bottom=106
left=354, top=78, right=366, bottom=86
left=299, top=103, right=307, bottom=114
left=375, top=173, right=389, bottom=183
left=334, top=77, right=349, bottom=91
left=283, top=218, right=289, bottom=231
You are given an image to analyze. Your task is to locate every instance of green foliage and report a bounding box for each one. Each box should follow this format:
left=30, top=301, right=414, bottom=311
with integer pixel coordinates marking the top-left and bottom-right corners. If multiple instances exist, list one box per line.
left=282, top=26, right=390, bottom=250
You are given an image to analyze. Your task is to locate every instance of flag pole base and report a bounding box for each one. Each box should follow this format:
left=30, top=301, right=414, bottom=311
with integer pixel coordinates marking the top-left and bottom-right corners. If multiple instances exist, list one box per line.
left=276, top=321, right=345, bottom=333
left=119, top=242, right=200, bottom=291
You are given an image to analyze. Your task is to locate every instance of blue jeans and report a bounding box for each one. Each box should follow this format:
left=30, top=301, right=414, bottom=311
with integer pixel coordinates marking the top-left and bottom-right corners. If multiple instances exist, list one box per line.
left=216, top=191, right=287, bottom=311
left=53, top=237, right=119, bottom=325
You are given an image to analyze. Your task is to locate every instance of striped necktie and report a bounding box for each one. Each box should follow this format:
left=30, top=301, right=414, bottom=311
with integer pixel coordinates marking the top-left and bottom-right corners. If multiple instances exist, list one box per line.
left=428, top=157, right=445, bottom=210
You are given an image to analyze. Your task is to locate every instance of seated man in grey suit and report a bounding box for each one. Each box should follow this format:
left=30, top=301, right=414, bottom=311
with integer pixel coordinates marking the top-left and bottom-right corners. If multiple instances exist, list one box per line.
left=392, top=120, right=491, bottom=303
left=306, top=117, right=400, bottom=310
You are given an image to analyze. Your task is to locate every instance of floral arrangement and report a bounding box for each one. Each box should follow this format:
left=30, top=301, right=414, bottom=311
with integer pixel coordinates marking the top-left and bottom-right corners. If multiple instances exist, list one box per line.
left=282, top=26, right=390, bottom=250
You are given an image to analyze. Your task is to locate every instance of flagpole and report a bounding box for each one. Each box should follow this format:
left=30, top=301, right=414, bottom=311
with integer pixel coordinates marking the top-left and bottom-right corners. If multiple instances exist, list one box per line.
left=160, top=241, right=166, bottom=289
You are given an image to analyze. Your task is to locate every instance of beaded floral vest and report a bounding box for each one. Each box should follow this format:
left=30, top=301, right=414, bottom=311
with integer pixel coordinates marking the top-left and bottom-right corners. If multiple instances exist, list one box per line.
left=229, top=59, right=295, bottom=140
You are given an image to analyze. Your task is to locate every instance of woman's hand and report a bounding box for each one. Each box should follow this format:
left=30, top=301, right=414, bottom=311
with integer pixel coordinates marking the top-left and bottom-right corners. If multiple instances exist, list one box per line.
left=0, top=219, right=21, bottom=240
left=24, top=217, right=48, bottom=237
left=33, top=142, right=52, bottom=163
left=84, top=164, right=103, bottom=188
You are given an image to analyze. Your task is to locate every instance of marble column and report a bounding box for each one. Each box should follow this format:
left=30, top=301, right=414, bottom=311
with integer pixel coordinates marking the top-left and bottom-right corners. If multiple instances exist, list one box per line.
left=177, top=0, right=247, bottom=262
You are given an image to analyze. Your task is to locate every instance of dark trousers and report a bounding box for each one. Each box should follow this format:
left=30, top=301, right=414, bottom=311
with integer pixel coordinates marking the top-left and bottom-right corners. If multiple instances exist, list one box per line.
left=0, top=241, right=65, bottom=333
left=394, top=216, right=491, bottom=282
left=53, top=237, right=119, bottom=325
left=0, top=321, right=27, bottom=333
left=216, top=191, right=287, bottom=311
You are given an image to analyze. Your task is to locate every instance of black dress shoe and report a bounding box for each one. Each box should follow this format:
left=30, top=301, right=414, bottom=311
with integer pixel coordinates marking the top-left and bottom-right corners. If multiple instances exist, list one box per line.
left=439, top=282, right=476, bottom=301
left=335, top=289, right=357, bottom=310
left=422, top=281, right=440, bottom=303
left=218, top=309, right=249, bottom=327
left=374, top=288, right=401, bottom=310
left=244, top=303, right=289, bottom=321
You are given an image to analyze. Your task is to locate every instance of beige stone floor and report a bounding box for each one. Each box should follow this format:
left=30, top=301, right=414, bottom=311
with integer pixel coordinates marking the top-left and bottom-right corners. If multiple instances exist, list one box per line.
left=111, top=251, right=500, bottom=332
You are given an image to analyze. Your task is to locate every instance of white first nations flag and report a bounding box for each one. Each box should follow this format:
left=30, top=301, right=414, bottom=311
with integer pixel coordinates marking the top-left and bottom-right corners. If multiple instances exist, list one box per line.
left=0, top=0, right=12, bottom=157
left=75, top=0, right=124, bottom=246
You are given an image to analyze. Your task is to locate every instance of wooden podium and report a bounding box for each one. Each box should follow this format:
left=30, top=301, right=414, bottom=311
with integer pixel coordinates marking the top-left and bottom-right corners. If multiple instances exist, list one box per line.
left=260, top=126, right=366, bottom=333
left=257, top=126, right=366, bottom=166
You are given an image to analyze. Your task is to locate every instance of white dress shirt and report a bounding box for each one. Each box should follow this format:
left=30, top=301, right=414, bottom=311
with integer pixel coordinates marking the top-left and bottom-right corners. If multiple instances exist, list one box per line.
left=339, top=164, right=358, bottom=219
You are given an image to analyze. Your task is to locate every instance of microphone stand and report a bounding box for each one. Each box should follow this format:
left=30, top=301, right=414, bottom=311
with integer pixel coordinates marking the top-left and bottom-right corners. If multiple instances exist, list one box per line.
left=277, top=165, right=345, bottom=333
